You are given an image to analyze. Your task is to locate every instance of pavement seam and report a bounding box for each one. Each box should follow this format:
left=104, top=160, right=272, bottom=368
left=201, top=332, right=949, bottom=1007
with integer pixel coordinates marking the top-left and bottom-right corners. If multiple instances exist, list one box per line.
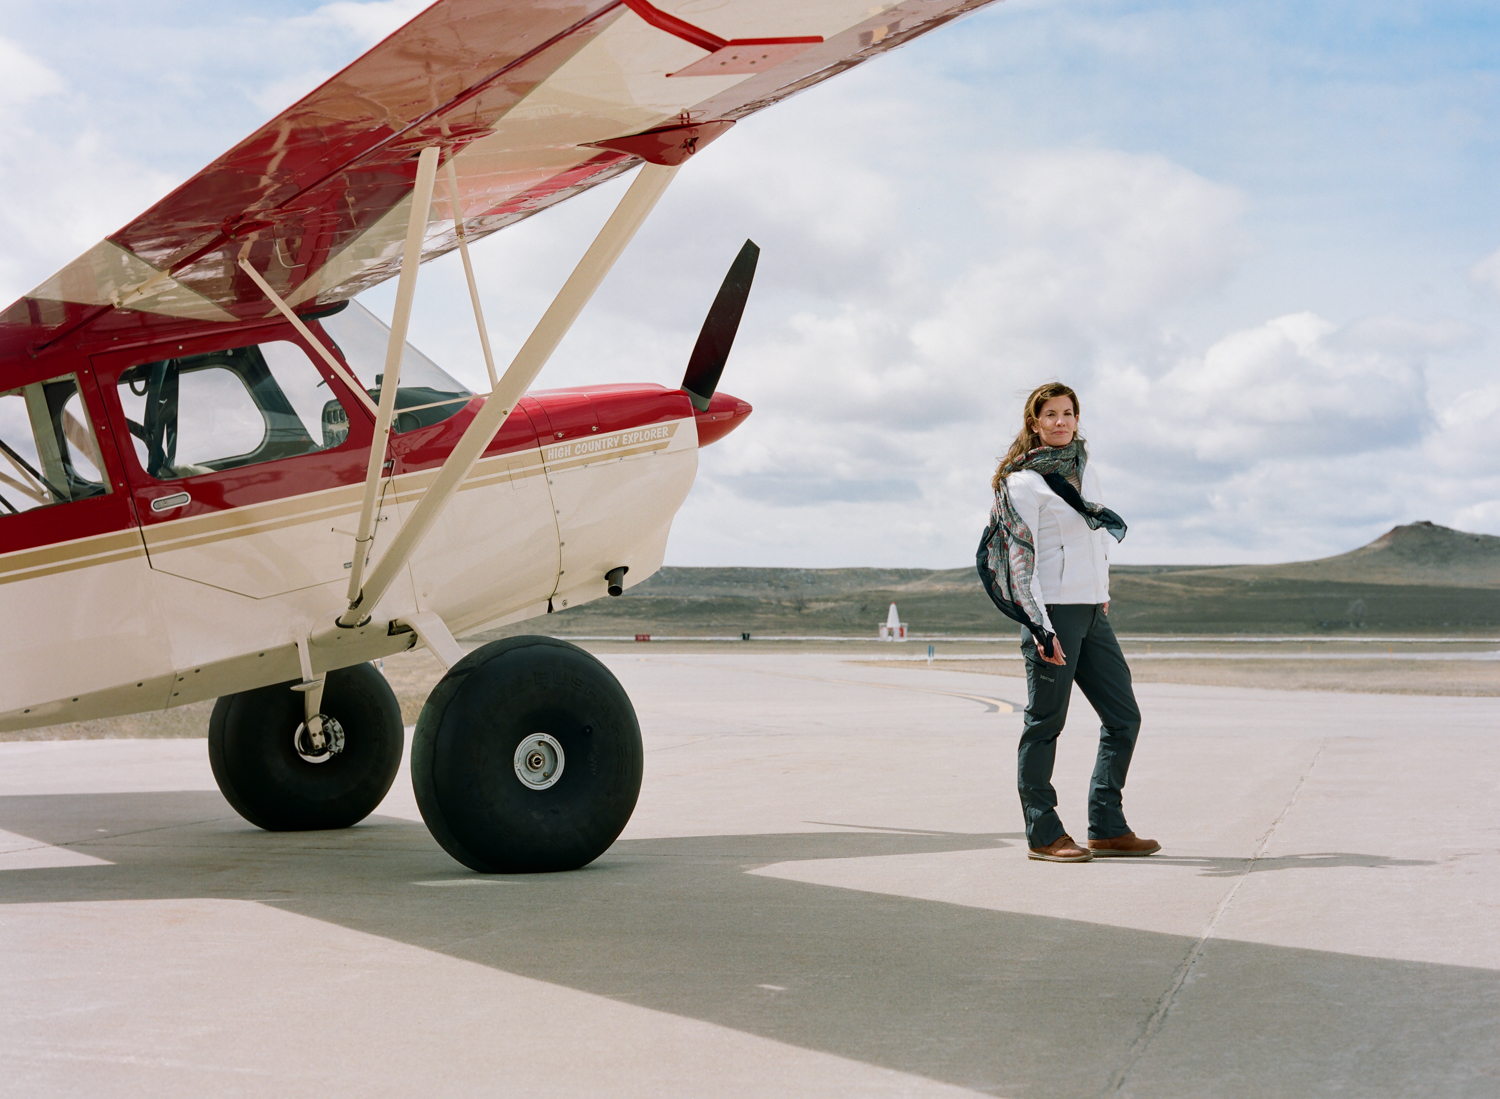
left=645, top=735, right=726, bottom=754
left=1104, top=737, right=1330, bottom=1096
left=46, top=815, right=236, bottom=850
left=647, top=657, right=1023, bottom=713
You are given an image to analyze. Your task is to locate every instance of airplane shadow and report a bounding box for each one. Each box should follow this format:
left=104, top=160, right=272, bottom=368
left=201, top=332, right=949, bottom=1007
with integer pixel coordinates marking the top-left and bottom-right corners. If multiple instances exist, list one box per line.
left=0, top=792, right=1495, bottom=1099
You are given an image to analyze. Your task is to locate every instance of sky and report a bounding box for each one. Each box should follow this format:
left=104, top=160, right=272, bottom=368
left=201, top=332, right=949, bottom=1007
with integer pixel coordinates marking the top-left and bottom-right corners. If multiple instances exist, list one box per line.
left=2, top=0, right=1499, bottom=567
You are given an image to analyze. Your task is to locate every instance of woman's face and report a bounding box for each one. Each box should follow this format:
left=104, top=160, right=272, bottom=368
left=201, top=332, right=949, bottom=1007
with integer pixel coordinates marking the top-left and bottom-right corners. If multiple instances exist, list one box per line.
left=1032, top=396, right=1078, bottom=447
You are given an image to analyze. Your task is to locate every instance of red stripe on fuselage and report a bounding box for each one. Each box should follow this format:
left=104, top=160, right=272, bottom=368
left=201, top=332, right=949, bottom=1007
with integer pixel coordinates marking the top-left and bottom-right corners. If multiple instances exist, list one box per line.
left=392, top=384, right=696, bottom=475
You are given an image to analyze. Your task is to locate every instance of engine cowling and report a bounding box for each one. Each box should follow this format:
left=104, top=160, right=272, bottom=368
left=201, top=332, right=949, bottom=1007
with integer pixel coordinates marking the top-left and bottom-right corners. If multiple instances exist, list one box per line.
left=694, top=390, right=752, bottom=447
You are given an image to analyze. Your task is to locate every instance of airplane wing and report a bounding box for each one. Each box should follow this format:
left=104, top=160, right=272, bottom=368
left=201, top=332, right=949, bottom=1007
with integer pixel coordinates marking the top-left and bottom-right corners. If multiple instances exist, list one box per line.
left=1, top=0, right=995, bottom=360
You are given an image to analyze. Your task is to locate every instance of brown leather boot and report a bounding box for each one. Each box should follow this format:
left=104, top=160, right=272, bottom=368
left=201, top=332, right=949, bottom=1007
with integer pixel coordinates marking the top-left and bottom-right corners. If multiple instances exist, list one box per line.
left=1088, top=832, right=1161, bottom=857
left=1028, top=834, right=1093, bottom=862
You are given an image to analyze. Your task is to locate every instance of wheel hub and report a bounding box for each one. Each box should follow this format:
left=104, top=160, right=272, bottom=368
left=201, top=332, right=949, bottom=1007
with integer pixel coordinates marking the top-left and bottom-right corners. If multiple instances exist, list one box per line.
left=513, top=733, right=564, bottom=790
left=294, top=714, right=346, bottom=763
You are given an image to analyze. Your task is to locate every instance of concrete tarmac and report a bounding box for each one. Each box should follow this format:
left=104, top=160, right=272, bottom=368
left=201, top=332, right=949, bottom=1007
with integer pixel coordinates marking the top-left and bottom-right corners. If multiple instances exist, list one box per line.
left=1, top=652, right=1496, bottom=1098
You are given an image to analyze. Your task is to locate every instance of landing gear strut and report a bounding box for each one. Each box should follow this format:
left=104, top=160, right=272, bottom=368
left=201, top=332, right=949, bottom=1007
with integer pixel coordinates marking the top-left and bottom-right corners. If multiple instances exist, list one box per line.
left=209, top=662, right=404, bottom=831
left=412, top=636, right=643, bottom=873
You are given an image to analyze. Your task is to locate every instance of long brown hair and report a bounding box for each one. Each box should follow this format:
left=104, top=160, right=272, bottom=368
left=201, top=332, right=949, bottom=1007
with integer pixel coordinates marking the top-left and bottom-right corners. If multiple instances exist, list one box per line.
left=992, top=382, right=1082, bottom=490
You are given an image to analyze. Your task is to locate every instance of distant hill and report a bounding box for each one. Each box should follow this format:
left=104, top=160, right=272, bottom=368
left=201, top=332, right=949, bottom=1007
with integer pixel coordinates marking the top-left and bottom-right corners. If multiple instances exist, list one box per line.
left=1211, top=521, right=1500, bottom=588
left=478, top=522, right=1500, bottom=638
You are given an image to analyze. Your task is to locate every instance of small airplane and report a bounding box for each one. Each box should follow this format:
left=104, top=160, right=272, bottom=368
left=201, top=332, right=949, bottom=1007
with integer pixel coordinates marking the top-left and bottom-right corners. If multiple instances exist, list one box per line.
left=0, top=0, right=998, bottom=873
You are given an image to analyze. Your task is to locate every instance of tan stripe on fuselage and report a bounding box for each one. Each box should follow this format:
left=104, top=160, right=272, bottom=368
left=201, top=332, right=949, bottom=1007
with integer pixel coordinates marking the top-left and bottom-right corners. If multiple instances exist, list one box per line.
left=0, top=420, right=687, bottom=585
left=0, top=528, right=146, bottom=586
left=0, top=541, right=147, bottom=586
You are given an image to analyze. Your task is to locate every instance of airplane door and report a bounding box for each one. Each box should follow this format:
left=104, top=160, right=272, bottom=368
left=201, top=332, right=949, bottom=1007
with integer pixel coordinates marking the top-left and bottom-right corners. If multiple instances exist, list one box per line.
left=93, top=328, right=380, bottom=600
left=0, top=358, right=173, bottom=722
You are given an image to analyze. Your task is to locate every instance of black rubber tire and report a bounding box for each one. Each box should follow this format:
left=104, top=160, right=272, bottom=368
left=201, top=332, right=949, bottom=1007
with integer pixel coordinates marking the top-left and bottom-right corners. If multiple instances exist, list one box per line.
left=412, top=636, right=643, bottom=873
left=209, top=662, right=404, bottom=831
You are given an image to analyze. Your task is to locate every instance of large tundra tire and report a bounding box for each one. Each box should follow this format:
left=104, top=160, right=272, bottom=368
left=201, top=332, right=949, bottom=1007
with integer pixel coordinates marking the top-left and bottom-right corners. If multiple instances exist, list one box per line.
left=412, top=636, right=643, bottom=873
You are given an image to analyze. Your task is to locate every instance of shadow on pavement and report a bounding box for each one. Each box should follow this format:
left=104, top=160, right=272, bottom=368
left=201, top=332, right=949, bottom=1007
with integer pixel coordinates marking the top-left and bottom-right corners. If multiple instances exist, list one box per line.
left=0, top=792, right=1495, bottom=1099
left=1152, top=851, right=1437, bottom=877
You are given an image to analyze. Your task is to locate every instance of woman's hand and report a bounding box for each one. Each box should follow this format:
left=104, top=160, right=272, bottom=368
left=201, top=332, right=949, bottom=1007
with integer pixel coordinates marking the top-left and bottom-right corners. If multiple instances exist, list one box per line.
left=1036, top=639, right=1067, bottom=666
left=1103, top=601, right=1109, bottom=615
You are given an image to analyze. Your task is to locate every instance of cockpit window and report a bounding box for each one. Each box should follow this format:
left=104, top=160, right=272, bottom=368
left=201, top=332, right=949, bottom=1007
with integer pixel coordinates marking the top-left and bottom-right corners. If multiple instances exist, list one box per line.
left=319, top=300, right=472, bottom=432
left=0, top=374, right=109, bottom=515
left=116, top=341, right=349, bottom=481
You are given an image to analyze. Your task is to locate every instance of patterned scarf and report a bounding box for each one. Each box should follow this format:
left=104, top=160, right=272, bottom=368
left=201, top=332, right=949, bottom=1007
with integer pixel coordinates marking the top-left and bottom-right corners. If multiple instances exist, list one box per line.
left=975, top=439, right=1127, bottom=654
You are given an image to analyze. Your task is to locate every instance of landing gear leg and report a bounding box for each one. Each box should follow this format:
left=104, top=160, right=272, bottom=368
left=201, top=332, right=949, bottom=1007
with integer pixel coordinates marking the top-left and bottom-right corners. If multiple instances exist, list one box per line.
left=209, top=662, right=404, bottom=831
left=412, top=637, right=643, bottom=873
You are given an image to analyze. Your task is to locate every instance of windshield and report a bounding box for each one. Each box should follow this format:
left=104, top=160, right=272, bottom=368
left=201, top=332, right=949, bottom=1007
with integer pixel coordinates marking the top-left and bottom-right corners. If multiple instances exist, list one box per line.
left=319, top=301, right=472, bottom=432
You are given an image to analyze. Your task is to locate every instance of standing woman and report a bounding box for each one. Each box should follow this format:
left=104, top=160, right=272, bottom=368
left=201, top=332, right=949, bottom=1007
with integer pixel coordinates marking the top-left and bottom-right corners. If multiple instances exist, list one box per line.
left=977, top=383, right=1159, bottom=863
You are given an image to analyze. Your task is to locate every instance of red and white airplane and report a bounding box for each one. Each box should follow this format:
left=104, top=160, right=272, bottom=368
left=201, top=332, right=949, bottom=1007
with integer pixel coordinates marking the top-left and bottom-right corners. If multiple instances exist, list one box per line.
left=0, top=0, right=996, bottom=872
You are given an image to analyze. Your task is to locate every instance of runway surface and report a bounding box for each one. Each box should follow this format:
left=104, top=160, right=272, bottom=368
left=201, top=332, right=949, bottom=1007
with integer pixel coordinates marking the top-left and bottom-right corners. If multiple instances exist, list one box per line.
left=1, top=652, right=1497, bottom=1098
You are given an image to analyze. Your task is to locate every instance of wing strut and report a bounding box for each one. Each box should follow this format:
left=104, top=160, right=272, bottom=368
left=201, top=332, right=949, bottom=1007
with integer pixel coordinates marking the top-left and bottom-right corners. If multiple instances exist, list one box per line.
left=236, top=261, right=379, bottom=419
left=335, top=161, right=679, bottom=628
left=342, top=145, right=443, bottom=615
left=445, top=158, right=500, bottom=390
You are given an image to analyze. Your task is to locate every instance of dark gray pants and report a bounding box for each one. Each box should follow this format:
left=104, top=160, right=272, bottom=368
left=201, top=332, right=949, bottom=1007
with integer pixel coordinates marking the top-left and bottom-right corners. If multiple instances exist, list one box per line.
left=1019, top=604, right=1142, bottom=848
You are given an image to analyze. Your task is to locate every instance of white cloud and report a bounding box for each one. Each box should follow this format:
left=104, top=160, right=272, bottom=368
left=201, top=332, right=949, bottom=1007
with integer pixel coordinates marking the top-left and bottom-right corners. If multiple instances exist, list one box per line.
left=0, top=37, right=64, bottom=107
left=306, top=0, right=431, bottom=46
left=249, top=70, right=342, bottom=117
left=671, top=141, right=1248, bottom=441
left=381, top=66, right=1486, bottom=567
left=1470, top=247, right=1500, bottom=300
left=977, top=148, right=1249, bottom=322
left=615, top=137, right=1255, bottom=545
left=1146, top=311, right=1430, bottom=462
left=6, top=1, right=1500, bottom=570
left=0, top=139, right=177, bottom=301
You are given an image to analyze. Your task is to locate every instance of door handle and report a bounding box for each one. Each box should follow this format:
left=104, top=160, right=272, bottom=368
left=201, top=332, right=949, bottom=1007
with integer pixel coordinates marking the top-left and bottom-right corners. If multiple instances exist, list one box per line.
left=149, top=492, right=190, bottom=513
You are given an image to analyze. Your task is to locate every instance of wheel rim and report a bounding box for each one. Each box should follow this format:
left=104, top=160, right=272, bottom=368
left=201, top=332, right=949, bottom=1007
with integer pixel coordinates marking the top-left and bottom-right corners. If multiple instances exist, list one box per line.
left=293, top=715, right=346, bottom=764
left=513, top=733, right=564, bottom=790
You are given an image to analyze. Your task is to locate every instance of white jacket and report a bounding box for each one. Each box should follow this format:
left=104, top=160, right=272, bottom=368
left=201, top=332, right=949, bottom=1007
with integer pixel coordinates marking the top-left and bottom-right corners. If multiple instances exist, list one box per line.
left=1005, top=466, right=1112, bottom=634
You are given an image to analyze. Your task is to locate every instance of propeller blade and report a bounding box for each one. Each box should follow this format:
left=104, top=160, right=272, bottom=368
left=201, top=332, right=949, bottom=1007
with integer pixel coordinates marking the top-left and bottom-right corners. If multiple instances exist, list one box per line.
left=681, top=239, right=759, bottom=411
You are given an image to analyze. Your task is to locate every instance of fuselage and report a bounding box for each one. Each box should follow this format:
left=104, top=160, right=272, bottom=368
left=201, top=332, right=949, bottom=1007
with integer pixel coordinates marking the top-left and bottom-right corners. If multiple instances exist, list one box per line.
left=0, top=309, right=750, bottom=732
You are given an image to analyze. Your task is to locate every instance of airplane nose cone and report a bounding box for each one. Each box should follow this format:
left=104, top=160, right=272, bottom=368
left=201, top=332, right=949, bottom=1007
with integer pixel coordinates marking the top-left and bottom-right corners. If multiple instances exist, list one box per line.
left=694, top=390, right=752, bottom=447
